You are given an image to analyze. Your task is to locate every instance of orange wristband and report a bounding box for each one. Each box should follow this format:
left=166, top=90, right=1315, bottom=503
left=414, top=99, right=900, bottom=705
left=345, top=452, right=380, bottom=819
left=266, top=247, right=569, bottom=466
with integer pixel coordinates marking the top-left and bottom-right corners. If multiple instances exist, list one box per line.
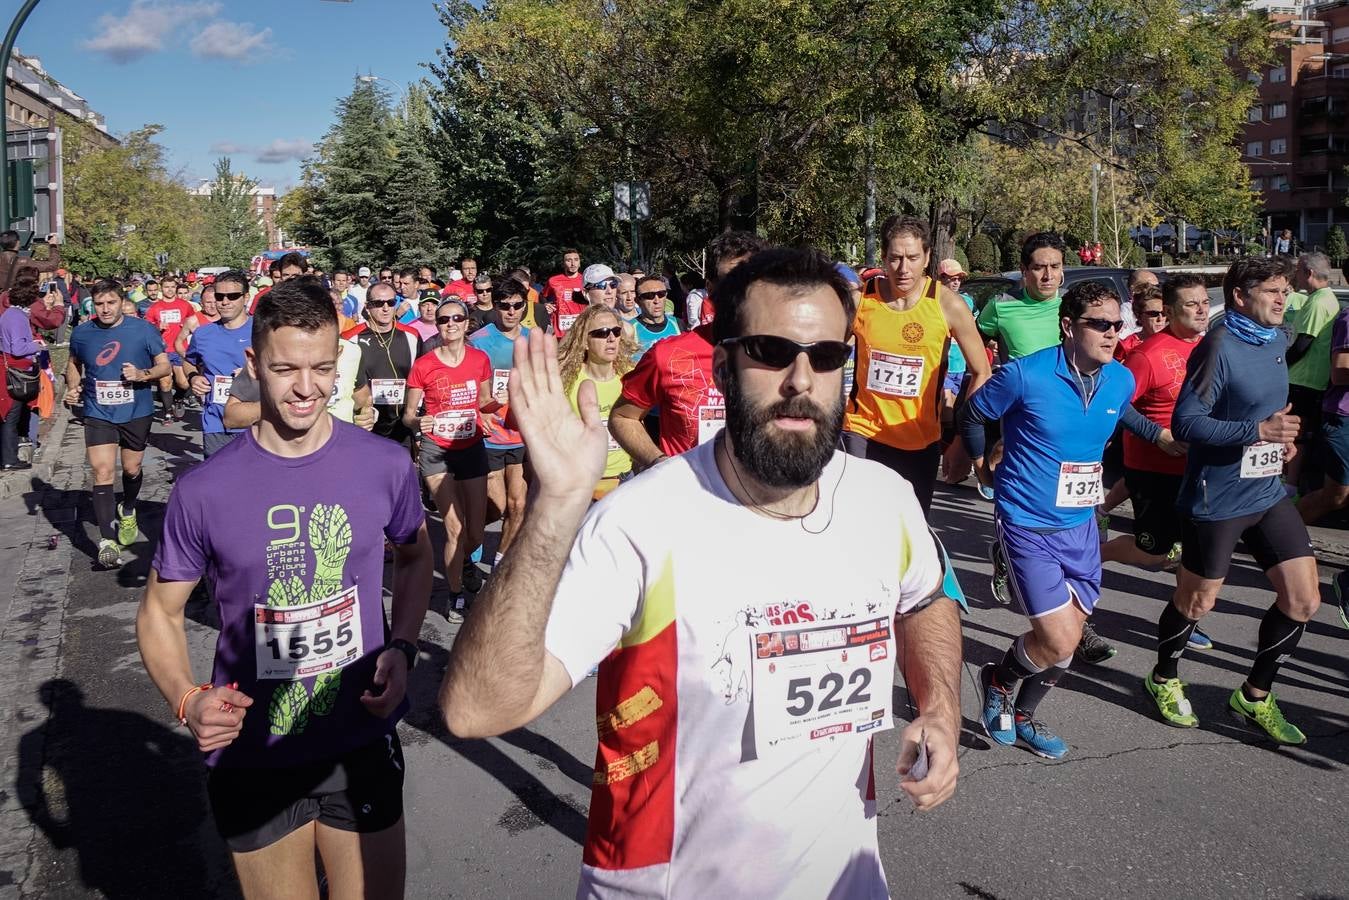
left=177, top=683, right=212, bottom=725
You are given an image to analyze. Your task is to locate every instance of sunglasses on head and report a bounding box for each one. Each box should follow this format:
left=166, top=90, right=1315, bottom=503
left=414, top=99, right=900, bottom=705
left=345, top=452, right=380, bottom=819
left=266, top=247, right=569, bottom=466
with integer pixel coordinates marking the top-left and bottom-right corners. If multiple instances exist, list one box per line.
left=588, top=325, right=624, bottom=339
left=721, top=334, right=851, bottom=371
left=1077, top=317, right=1125, bottom=334
left=214, top=291, right=245, bottom=302
left=437, top=313, right=468, bottom=324
left=366, top=299, right=395, bottom=308
left=638, top=289, right=668, bottom=301
left=495, top=300, right=526, bottom=310
left=588, top=278, right=619, bottom=290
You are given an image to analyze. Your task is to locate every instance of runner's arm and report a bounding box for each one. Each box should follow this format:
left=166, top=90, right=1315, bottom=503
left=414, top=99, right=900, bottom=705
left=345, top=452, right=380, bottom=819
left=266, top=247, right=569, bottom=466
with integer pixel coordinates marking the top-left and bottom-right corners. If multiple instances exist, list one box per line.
left=353, top=384, right=376, bottom=430
left=895, top=587, right=962, bottom=742
left=956, top=361, right=1023, bottom=460
left=609, top=398, right=663, bottom=468
left=174, top=318, right=194, bottom=357
left=940, top=286, right=991, bottom=393
left=136, top=352, right=171, bottom=383
left=1332, top=347, right=1349, bottom=386
left=222, top=395, right=260, bottom=429
left=1285, top=333, right=1314, bottom=366
left=402, top=386, right=429, bottom=432
left=389, top=524, right=433, bottom=644
left=1119, top=404, right=1162, bottom=444
left=63, top=354, right=81, bottom=404
left=1172, top=342, right=1259, bottom=446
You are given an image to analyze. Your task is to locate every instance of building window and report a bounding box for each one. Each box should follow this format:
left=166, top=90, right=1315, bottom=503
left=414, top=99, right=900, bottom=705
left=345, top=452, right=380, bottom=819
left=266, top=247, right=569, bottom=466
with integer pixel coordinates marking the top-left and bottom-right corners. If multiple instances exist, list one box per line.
left=1269, top=66, right=1286, bottom=83
left=1247, top=141, right=1264, bottom=157
left=1333, top=25, right=1349, bottom=45
left=1270, top=138, right=1287, bottom=155
left=1270, top=102, right=1287, bottom=119
left=1272, top=175, right=1290, bottom=192
left=1248, top=106, right=1263, bottom=122
left=1335, top=64, right=1349, bottom=79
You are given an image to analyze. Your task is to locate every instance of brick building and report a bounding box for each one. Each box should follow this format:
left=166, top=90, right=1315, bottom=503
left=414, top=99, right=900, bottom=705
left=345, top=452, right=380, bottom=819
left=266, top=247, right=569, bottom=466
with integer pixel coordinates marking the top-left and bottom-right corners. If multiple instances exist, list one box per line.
left=1244, top=1, right=1349, bottom=248
left=188, top=178, right=282, bottom=251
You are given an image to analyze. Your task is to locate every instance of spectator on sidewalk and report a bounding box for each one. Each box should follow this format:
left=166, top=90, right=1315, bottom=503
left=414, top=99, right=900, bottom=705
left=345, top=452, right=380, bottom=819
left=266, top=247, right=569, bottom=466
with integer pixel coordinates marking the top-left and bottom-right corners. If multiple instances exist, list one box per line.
left=1, top=276, right=44, bottom=469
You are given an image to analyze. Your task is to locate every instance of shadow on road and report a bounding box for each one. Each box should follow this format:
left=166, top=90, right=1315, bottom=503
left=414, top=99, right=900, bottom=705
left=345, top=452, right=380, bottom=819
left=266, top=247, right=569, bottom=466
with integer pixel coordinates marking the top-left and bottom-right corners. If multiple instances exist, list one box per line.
left=16, top=679, right=240, bottom=899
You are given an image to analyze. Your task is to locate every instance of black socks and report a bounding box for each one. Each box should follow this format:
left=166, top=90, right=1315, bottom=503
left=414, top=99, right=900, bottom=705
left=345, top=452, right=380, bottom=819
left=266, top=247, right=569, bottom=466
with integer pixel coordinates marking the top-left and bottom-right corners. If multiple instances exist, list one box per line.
left=92, top=484, right=116, bottom=541
left=1154, top=602, right=1198, bottom=681
left=1248, top=605, right=1306, bottom=693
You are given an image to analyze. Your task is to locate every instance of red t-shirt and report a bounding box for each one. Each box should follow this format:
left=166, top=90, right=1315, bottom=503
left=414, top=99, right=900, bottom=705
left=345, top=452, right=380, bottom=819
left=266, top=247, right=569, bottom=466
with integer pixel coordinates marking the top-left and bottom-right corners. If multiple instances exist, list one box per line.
left=145, top=299, right=196, bottom=354
left=247, top=286, right=270, bottom=316
left=440, top=279, right=474, bottom=301
left=1123, top=329, right=1201, bottom=475
left=545, top=273, right=586, bottom=335
left=619, top=323, right=724, bottom=457
left=1113, top=332, right=1142, bottom=362
left=407, top=347, right=491, bottom=449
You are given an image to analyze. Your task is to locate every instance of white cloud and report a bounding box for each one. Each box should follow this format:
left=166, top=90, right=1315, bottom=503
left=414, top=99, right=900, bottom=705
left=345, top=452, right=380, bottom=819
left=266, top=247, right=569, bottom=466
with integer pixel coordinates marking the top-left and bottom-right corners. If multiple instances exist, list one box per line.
left=209, top=139, right=314, bottom=165
left=83, top=1, right=219, bottom=64
left=255, top=139, right=314, bottom=165
left=193, top=21, right=274, bottom=60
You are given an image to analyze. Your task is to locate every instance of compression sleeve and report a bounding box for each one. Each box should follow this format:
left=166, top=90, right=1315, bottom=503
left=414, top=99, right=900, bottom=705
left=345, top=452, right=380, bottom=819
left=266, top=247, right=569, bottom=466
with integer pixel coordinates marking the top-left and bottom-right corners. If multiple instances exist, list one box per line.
left=1172, top=337, right=1260, bottom=447
left=958, top=361, right=1023, bottom=459
left=1120, top=403, right=1162, bottom=444
left=1285, top=332, right=1315, bottom=366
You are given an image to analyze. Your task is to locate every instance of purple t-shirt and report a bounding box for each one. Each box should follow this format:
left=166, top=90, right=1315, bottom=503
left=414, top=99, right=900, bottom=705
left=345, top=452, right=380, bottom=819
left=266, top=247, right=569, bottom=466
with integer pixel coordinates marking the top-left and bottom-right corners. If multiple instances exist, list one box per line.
left=153, top=420, right=425, bottom=768
left=1324, top=307, right=1349, bottom=417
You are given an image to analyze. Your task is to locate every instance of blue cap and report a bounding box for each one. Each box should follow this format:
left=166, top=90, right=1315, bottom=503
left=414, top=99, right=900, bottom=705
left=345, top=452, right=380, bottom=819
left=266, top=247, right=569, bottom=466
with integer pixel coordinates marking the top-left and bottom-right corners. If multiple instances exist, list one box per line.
left=834, top=262, right=862, bottom=287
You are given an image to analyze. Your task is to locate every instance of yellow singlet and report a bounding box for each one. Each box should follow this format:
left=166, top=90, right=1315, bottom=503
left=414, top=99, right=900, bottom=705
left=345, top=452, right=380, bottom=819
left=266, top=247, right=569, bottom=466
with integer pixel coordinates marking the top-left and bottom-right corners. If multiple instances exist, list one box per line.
left=843, top=276, right=949, bottom=451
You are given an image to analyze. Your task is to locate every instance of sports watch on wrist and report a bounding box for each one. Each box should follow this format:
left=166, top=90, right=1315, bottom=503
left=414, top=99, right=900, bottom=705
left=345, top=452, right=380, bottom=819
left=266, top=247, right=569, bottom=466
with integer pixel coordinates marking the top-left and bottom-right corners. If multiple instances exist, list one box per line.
left=389, top=637, right=418, bottom=670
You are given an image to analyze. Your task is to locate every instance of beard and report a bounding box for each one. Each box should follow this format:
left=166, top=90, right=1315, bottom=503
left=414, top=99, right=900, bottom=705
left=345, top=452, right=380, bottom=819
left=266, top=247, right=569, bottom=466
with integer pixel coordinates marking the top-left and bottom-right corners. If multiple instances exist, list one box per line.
left=722, top=367, right=843, bottom=488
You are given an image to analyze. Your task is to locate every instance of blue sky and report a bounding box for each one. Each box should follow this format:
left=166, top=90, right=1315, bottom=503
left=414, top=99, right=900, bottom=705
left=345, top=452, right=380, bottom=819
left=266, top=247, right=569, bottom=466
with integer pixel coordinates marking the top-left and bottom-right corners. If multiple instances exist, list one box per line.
left=15, top=0, right=449, bottom=190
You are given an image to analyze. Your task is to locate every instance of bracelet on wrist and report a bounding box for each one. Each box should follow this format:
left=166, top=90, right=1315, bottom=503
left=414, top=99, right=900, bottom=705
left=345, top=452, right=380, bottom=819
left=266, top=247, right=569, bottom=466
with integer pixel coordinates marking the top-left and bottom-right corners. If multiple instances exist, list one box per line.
left=177, top=683, right=212, bottom=725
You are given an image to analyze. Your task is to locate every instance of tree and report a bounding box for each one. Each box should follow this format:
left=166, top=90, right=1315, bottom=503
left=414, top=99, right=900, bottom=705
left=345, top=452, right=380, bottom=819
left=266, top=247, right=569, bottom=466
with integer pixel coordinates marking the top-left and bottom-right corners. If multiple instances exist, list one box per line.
left=1326, top=225, right=1348, bottom=265
left=382, top=86, right=447, bottom=268
left=62, top=124, right=207, bottom=274
left=966, top=233, right=999, bottom=273
left=201, top=157, right=266, bottom=268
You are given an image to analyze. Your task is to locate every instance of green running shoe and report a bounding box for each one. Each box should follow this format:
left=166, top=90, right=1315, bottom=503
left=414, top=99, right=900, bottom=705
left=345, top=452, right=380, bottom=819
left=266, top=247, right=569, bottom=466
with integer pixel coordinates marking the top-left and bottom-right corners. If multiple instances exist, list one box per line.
left=1228, top=688, right=1306, bottom=746
left=97, top=538, right=123, bottom=569
left=116, top=503, right=138, bottom=547
left=1144, top=672, right=1198, bottom=728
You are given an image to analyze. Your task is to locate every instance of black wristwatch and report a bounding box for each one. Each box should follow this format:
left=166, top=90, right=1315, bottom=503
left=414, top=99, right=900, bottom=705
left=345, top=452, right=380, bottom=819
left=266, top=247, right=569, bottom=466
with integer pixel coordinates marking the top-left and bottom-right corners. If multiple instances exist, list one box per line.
left=389, top=638, right=418, bottom=670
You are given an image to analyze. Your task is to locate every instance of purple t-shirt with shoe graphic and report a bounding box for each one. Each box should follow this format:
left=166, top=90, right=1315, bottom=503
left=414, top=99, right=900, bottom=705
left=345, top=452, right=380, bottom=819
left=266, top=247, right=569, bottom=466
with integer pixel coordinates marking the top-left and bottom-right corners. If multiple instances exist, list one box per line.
left=153, top=420, right=424, bottom=768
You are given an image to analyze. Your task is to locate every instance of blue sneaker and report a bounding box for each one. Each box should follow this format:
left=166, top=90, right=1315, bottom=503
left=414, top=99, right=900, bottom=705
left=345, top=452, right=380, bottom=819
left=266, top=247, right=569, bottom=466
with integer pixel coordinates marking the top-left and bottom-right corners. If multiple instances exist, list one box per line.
left=1014, top=715, right=1068, bottom=759
left=979, top=664, right=1016, bottom=746
left=1187, top=626, right=1214, bottom=651
left=1335, top=570, right=1349, bottom=630
left=977, top=483, right=995, bottom=502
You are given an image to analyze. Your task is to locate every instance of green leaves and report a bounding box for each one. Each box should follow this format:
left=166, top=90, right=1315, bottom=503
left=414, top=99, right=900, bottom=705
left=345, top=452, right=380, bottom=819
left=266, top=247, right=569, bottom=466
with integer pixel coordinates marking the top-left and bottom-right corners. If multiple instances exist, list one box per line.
left=268, top=681, right=311, bottom=736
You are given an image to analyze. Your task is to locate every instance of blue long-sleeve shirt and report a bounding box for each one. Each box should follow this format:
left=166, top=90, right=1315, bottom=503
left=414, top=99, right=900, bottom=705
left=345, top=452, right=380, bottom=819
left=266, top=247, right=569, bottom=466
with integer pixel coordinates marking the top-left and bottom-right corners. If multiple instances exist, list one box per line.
left=960, top=345, right=1136, bottom=530
left=1173, top=323, right=1288, bottom=521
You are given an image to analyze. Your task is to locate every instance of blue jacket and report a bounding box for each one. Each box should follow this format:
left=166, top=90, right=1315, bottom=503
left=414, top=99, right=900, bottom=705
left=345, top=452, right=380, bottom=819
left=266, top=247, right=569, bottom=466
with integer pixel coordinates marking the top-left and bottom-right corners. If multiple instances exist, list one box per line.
left=964, top=345, right=1135, bottom=530
left=1173, top=323, right=1288, bottom=521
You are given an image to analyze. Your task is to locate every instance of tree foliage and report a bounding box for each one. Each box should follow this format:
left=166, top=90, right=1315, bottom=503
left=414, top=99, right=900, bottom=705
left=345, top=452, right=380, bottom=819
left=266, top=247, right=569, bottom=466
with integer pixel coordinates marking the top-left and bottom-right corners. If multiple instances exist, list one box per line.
left=201, top=157, right=267, bottom=269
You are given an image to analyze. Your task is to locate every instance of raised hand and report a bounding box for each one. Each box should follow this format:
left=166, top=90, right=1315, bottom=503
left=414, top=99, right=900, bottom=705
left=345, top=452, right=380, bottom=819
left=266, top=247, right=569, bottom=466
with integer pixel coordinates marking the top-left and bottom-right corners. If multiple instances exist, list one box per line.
left=510, top=329, right=608, bottom=501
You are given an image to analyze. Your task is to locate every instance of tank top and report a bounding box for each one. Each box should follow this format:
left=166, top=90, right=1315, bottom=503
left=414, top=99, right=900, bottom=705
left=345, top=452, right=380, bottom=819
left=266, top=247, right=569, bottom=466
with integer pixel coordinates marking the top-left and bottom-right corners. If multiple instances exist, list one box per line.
left=843, top=276, right=949, bottom=451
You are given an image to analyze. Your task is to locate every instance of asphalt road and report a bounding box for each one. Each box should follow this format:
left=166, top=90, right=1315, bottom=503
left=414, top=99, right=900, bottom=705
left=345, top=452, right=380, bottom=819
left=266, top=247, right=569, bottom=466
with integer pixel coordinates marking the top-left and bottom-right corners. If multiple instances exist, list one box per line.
left=1, top=412, right=1346, bottom=899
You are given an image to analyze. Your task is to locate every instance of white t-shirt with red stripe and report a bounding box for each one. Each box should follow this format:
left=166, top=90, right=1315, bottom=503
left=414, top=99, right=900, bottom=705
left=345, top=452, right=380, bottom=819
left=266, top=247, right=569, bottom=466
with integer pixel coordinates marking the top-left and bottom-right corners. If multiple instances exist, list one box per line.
left=544, top=441, right=942, bottom=899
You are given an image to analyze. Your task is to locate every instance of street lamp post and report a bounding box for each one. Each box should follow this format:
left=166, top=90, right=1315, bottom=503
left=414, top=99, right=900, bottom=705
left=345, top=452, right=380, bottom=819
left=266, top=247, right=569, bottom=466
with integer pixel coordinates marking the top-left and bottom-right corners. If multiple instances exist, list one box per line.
left=1, top=0, right=44, bottom=232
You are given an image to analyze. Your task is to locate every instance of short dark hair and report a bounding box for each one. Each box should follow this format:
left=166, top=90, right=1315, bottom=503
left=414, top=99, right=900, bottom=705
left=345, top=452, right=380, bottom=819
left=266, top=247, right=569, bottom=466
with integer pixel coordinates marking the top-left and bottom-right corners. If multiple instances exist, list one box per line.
left=252, top=275, right=337, bottom=351
left=1223, top=256, right=1293, bottom=307
left=214, top=269, right=249, bottom=293
left=707, top=231, right=771, bottom=281
left=561, top=248, right=579, bottom=257
left=0, top=230, right=17, bottom=251
left=879, top=215, right=930, bottom=253
left=711, top=247, right=855, bottom=345
left=460, top=257, right=475, bottom=267
left=1021, top=232, right=1067, bottom=268
left=144, top=279, right=159, bottom=289
left=637, top=273, right=667, bottom=290
left=277, top=251, right=309, bottom=273
left=90, top=278, right=124, bottom=300
left=268, top=263, right=282, bottom=276
left=332, top=269, right=350, bottom=278
left=396, top=268, right=417, bottom=280
left=492, top=277, right=526, bottom=305
left=1130, top=284, right=1163, bottom=317
left=1059, top=280, right=1120, bottom=325
left=1162, top=273, right=1206, bottom=308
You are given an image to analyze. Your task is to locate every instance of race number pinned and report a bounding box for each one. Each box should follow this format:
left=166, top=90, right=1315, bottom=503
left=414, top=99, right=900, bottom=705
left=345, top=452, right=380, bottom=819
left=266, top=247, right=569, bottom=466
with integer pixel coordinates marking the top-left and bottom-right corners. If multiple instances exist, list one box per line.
left=750, top=617, right=894, bottom=755
left=211, top=375, right=234, bottom=406
left=432, top=409, right=478, bottom=441
left=254, top=586, right=362, bottom=681
left=492, top=368, right=510, bottom=397
left=559, top=313, right=579, bottom=333
left=867, top=350, right=924, bottom=398
left=371, top=378, right=406, bottom=405
left=698, top=404, right=725, bottom=445
left=1055, top=461, right=1103, bottom=507
left=1241, top=441, right=1284, bottom=479
left=94, top=380, right=134, bottom=406
left=159, top=308, right=182, bottom=326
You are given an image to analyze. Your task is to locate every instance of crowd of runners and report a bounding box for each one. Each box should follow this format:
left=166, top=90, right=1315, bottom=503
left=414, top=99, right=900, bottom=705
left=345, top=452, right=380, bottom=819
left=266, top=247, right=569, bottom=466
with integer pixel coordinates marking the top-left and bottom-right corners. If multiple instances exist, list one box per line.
left=6, top=221, right=1339, bottom=897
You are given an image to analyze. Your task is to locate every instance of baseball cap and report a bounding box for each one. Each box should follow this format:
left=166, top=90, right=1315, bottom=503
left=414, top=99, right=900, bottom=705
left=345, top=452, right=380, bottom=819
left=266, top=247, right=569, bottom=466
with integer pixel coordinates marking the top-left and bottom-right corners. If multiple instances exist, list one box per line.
left=357, top=266, right=372, bottom=277
left=186, top=272, right=197, bottom=283
left=447, top=268, right=463, bottom=282
left=833, top=262, right=862, bottom=287
left=583, top=263, right=616, bottom=287
left=938, top=259, right=968, bottom=278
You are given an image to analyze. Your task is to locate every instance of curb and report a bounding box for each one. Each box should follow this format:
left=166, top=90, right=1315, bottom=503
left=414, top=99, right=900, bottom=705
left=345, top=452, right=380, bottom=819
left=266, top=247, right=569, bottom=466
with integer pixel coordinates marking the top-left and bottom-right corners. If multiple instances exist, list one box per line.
left=0, top=403, right=72, bottom=504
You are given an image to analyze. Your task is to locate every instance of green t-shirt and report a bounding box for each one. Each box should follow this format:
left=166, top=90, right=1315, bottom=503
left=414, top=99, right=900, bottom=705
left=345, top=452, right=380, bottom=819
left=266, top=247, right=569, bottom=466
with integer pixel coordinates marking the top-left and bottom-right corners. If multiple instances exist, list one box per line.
left=976, top=289, right=1062, bottom=360
left=1288, top=286, right=1340, bottom=390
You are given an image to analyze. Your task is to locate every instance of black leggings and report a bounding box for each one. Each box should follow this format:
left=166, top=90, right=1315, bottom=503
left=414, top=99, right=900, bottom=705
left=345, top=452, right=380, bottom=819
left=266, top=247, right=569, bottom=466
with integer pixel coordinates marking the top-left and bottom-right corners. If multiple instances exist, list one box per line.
left=841, top=432, right=940, bottom=515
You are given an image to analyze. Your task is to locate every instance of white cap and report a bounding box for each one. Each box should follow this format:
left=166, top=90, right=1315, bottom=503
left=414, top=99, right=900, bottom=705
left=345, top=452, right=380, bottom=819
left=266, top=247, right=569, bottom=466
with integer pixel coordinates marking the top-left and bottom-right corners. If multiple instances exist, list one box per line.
left=357, top=266, right=371, bottom=277
left=448, top=268, right=463, bottom=282
left=583, top=263, right=616, bottom=287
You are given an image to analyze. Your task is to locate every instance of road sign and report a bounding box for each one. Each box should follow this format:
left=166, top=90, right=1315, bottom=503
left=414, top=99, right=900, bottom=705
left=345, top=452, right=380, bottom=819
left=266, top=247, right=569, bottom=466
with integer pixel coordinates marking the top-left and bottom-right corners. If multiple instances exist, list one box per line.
left=614, top=181, right=650, bottom=222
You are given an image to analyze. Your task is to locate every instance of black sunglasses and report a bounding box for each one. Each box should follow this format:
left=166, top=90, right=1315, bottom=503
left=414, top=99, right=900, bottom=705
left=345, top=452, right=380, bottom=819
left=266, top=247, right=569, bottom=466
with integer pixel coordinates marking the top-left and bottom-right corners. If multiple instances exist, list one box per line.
left=214, top=291, right=245, bottom=302
left=495, top=300, right=526, bottom=310
left=475, top=288, right=493, bottom=294
left=638, top=289, right=668, bottom=301
left=589, top=325, right=624, bottom=339
left=1077, top=317, right=1125, bottom=334
left=437, top=314, right=468, bottom=324
left=366, top=299, right=395, bottom=308
left=721, top=335, right=851, bottom=371
left=1140, top=310, right=1166, bottom=319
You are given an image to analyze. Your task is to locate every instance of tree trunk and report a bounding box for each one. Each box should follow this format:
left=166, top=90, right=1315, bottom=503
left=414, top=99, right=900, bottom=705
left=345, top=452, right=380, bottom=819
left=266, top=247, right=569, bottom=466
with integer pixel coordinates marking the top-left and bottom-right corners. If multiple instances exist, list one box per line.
left=928, top=197, right=958, bottom=277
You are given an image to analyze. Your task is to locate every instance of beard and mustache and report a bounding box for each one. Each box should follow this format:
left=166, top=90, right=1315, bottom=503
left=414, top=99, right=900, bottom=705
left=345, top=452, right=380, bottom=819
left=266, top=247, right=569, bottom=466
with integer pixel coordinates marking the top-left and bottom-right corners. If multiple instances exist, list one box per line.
left=721, top=365, right=844, bottom=488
